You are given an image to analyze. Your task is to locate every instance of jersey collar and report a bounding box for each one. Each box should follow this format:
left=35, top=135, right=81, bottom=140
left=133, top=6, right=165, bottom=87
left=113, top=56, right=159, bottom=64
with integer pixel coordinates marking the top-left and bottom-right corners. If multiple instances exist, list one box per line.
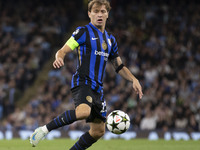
left=89, top=22, right=106, bottom=34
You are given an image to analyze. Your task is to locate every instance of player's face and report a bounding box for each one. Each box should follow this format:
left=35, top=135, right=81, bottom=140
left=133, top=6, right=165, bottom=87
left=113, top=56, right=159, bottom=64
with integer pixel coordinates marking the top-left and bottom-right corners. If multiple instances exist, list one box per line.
left=88, top=4, right=108, bottom=31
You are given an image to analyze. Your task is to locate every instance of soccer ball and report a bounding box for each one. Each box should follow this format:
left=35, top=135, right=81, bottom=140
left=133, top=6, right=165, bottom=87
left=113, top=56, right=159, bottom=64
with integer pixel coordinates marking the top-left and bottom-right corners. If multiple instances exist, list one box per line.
left=106, top=110, right=130, bottom=134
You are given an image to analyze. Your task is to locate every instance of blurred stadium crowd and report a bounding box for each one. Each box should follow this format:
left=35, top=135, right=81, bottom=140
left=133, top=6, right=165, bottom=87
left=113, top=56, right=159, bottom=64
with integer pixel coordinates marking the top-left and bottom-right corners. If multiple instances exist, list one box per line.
left=0, top=0, right=200, bottom=133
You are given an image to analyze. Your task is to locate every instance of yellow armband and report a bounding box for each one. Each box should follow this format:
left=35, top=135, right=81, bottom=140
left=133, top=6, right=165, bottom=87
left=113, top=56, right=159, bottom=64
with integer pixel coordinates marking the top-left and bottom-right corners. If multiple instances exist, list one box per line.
left=65, top=36, right=79, bottom=50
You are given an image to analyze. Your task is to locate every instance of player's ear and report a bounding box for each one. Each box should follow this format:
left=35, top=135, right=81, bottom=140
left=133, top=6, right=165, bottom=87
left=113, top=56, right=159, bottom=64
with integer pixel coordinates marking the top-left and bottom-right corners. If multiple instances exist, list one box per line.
left=88, top=11, right=91, bottom=19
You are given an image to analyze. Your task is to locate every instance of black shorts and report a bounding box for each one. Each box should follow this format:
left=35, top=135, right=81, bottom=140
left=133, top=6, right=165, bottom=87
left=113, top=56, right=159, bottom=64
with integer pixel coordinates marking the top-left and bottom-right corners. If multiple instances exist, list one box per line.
left=71, top=85, right=107, bottom=122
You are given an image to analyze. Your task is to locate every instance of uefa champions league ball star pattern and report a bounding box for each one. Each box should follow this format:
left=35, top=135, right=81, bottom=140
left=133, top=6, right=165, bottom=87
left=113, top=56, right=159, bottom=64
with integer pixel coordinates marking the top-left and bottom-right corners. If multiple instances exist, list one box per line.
left=106, top=110, right=130, bottom=134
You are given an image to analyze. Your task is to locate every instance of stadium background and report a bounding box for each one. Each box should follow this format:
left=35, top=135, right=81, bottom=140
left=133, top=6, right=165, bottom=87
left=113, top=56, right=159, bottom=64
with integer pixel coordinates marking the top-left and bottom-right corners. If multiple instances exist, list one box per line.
left=0, top=0, right=200, bottom=140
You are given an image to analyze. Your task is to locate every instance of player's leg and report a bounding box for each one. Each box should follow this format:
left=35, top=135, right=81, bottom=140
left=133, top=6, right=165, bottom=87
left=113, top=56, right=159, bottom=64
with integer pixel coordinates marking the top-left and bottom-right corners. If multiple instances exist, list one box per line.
left=70, top=118, right=105, bottom=150
left=30, top=85, right=92, bottom=147
left=30, top=104, right=91, bottom=147
left=70, top=89, right=107, bottom=149
left=89, top=118, right=105, bottom=139
left=46, top=103, right=91, bottom=131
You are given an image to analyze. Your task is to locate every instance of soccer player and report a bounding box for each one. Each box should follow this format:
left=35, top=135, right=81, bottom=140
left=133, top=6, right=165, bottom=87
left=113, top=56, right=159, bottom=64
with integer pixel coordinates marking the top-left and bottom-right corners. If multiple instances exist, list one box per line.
left=30, top=0, right=143, bottom=149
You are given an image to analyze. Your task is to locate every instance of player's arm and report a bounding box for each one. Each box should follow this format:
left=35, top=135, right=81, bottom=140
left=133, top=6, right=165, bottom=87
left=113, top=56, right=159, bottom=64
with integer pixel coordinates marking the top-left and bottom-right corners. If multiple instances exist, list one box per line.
left=53, top=37, right=79, bottom=68
left=110, top=56, right=143, bottom=99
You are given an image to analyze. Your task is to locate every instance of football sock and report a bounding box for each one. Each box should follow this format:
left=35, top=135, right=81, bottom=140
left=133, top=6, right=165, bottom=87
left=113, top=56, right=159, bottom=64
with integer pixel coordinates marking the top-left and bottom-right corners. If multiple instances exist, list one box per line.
left=46, top=110, right=77, bottom=132
left=69, top=132, right=97, bottom=150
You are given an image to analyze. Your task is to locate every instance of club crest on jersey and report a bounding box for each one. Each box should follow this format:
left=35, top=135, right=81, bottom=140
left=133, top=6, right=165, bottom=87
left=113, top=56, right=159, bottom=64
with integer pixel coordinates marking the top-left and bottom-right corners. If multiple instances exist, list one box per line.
left=102, top=40, right=107, bottom=50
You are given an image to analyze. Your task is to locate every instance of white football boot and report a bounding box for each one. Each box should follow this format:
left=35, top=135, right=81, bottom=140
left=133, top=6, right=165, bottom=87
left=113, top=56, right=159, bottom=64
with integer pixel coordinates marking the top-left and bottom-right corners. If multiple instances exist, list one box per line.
left=30, top=127, right=47, bottom=147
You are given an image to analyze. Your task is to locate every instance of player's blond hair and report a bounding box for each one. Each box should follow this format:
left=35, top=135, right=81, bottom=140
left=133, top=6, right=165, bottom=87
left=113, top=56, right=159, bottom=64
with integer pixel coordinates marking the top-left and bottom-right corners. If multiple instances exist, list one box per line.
left=88, top=0, right=111, bottom=12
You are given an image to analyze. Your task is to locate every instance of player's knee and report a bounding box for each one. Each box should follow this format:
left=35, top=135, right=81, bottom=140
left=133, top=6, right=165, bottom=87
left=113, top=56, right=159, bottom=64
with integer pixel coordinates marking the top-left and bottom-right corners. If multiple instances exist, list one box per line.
left=79, top=111, right=90, bottom=119
left=96, top=129, right=105, bottom=138
left=90, top=128, right=105, bottom=139
left=75, top=104, right=91, bottom=119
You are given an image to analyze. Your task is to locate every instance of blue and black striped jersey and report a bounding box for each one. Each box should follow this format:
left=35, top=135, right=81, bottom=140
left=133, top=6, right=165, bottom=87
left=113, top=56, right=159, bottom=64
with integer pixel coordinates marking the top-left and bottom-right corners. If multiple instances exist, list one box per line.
left=70, top=23, right=119, bottom=93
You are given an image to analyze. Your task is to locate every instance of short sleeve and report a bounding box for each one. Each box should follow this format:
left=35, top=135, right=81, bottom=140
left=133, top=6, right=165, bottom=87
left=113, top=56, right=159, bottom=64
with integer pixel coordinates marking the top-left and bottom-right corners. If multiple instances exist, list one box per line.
left=65, top=26, right=86, bottom=50
left=71, top=27, right=86, bottom=45
left=108, top=34, right=119, bottom=60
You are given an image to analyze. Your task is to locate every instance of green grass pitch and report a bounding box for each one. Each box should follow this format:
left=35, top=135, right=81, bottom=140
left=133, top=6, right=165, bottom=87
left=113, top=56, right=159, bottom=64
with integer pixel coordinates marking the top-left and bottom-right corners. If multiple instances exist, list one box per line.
left=1, top=139, right=200, bottom=150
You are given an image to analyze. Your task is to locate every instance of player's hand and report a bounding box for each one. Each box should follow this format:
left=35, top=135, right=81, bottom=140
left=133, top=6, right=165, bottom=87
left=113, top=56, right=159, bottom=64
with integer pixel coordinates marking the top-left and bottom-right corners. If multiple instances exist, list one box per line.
left=53, top=57, right=64, bottom=68
left=132, top=78, right=143, bottom=99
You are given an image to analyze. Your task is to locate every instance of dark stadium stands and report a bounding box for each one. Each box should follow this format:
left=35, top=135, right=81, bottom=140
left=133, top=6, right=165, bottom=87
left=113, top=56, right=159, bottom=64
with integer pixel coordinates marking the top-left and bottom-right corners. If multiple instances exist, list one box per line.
left=0, top=0, right=199, bottom=133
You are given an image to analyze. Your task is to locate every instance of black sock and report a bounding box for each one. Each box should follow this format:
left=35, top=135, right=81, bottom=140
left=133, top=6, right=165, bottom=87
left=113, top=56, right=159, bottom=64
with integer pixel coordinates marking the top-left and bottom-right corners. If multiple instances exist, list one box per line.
left=70, top=132, right=97, bottom=150
left=46, top=110, right=77, bottom=132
